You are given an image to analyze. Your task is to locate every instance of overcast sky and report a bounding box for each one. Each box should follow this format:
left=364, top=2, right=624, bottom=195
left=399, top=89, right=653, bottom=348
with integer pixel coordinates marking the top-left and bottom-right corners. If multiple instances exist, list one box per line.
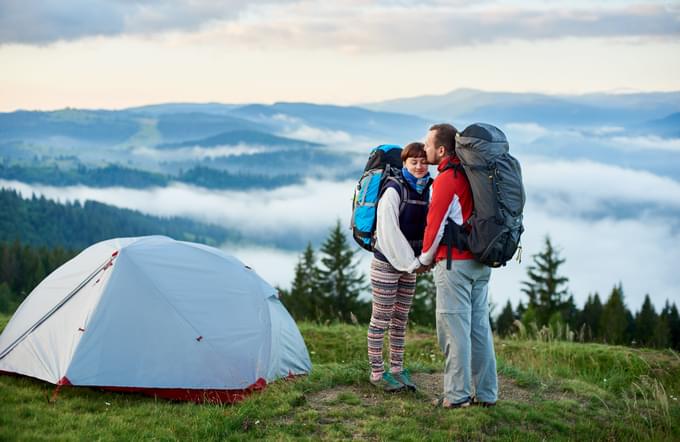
left=1, top=0, right=679, bottom=110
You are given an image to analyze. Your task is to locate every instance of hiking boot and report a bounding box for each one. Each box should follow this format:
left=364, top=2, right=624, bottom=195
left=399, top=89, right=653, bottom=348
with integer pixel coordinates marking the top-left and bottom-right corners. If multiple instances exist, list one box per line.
left=370, top=372, right=405, bottom=392
left=432, top=396, right=472, bottom=409
left=471, top=397, right=496, bottom=408
left=394, top=369, right=416, bottom=391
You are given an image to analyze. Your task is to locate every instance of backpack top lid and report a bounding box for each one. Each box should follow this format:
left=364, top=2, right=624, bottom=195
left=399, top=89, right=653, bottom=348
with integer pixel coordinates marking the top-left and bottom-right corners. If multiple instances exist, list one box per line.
left=364, top=144, right=402, bottom=172
left=456, top=123, right=509, bottom=160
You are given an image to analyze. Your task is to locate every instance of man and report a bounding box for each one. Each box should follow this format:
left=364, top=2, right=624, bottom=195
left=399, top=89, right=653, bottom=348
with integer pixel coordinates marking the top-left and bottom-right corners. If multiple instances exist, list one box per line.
left=417, top=123, right=498, bottom=408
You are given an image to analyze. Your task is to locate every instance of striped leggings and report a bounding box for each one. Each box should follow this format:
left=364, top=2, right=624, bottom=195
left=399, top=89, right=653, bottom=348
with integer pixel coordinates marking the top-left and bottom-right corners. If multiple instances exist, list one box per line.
left=367, top=258, right=416, bottom=380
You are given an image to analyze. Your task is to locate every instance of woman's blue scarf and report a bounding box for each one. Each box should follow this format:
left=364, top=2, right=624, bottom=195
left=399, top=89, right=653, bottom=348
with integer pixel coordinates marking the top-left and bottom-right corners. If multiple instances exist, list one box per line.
left=402, top=167, right=430, bottom=194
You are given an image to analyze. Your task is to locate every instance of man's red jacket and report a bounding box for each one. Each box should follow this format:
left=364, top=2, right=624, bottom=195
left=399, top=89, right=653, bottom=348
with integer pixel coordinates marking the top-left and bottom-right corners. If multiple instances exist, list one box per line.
left=419, top=156, right=475, bottom=265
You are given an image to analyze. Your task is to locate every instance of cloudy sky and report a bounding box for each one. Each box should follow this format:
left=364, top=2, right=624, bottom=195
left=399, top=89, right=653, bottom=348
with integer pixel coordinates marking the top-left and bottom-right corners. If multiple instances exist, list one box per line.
left=1, top=0, right=680, bottom=110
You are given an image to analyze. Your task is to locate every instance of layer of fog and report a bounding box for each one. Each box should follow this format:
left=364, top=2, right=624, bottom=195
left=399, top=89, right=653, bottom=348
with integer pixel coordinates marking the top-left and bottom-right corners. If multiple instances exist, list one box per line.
left=129, top=144, right=272, bottom=161
left=4, top=152, right=680, bottom=313
left=506, top=122, right=680, bottom=156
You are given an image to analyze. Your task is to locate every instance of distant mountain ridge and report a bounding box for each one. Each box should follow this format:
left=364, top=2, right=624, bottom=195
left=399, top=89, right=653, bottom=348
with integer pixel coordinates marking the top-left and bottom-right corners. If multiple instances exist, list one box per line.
left=636, top=112, right=680, bottom=138
left=0, top=109, right=139, bottom=145
left=229, top=102, right=432, bottom=141
left=364, top=89, right=680, bottom=128
left=157, top=130, right=323, bottom=149
left=127, top=102, right=242, bottom=116
left=1, top=91, right=678, bottom=190
left=4, top=91, right=676, bottom=150
left=0, top=101, right=431, bottom=148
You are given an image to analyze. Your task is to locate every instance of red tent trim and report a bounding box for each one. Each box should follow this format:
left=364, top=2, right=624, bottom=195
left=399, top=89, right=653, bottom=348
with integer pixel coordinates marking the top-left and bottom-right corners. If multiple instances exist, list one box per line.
left=1, top=371, right=267, bottom=404
left=100, top=377, right=267, bottom=404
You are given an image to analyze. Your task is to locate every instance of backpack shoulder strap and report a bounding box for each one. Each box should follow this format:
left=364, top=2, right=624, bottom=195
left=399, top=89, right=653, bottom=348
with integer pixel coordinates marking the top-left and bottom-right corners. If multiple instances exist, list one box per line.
left=440, top=159, right=465, bottom=178
left=381, top=175, right=408, bottom=216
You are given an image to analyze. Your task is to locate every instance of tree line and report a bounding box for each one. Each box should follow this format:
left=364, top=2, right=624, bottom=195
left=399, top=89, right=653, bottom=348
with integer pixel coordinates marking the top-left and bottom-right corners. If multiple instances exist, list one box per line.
left=2, top=213, right=677, bottom=351
left=278, top=221, right=437, bottom=327
left=0, top=163, right=301, bottom=190
left=281, top=228, right=679, bottom=350
left=0, top=188, right=237, bottom=249
left=0, top=240, right=76, bottom=313
left=495, top=237, right=680, bottom=350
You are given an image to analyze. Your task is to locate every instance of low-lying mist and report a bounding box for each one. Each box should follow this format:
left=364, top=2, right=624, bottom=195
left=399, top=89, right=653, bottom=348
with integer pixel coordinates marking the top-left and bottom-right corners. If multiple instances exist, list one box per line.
left=3, top=149, right=679, bottom=312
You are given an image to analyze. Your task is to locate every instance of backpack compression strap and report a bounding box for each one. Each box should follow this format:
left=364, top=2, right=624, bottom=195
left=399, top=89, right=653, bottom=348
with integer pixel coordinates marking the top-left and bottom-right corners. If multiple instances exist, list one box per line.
left=439, top=160, right=471, bottom=269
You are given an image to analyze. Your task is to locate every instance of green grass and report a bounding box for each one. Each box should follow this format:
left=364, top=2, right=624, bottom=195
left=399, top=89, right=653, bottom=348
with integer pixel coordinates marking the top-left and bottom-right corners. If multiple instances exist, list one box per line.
left=1, top=314, right=679, bottom=441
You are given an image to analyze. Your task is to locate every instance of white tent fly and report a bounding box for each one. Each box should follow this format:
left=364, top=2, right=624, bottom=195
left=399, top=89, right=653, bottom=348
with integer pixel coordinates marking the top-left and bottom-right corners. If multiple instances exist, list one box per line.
left=0, top=236, right=311, bottom=402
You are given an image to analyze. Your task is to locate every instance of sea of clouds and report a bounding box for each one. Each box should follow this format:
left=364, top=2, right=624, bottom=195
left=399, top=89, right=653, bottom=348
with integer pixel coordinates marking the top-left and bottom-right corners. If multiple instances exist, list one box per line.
left=3, top=144, right=680, bottom=314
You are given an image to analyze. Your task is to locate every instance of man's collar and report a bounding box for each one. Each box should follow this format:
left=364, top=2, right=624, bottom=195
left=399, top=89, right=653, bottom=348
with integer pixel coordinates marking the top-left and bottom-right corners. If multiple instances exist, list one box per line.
left=437, top=155, right=459, bottom=171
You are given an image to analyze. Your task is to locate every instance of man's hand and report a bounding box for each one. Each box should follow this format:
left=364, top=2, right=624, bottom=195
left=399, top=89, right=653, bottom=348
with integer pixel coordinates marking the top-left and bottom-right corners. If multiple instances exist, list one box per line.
left=415, top=263, right=434, bottom=274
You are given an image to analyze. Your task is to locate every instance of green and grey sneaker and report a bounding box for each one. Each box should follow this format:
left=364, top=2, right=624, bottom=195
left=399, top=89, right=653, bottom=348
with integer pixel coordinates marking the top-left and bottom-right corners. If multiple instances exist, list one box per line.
left=394, top=369, right=416, bottom=391
left=370, top=372, right=405, bottom=392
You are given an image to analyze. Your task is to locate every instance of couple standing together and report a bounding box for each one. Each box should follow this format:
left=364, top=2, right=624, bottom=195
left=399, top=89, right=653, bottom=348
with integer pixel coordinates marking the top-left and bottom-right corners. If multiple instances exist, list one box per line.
left=368, top=123, right=497, bottom=408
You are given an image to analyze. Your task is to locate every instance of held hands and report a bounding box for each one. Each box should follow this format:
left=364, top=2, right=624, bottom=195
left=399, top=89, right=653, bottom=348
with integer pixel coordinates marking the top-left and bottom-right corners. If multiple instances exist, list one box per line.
left=414, top=261, right=434, bottom=274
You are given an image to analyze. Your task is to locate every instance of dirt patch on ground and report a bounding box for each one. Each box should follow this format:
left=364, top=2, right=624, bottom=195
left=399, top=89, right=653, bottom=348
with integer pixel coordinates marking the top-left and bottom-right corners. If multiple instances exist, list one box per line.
left=302, top=373, right=580, bottom=409
left=277, top=374, right=585, bottom=439
left=277, top=386, right=381, bottom=439
left=412, top=372, right=580, bottom=404
left=412, top=373, right=531, bottom=402
left=308, top=385, right=382, bottom=409
left=302, top=373, right=576, bottom=410
left=279, top=373, right=587, bottom=432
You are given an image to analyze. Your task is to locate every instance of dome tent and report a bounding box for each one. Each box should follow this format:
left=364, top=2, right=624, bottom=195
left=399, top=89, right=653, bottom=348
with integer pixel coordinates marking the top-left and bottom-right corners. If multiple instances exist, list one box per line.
left=0, top=236, right=311, bottom=402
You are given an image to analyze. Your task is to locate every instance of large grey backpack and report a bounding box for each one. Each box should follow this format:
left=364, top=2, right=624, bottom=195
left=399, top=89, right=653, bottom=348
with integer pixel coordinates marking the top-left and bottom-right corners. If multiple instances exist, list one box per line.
left=453, top=123, right=525, bottom=267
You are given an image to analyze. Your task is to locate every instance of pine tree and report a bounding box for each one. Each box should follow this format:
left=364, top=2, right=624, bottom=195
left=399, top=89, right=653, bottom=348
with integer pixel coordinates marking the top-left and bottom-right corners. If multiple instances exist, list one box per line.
left=0, top=282, right=13, bottom=314
left=496, top=300, right=516, bottom=337
left=580, top=293, right=604, bottom=341
left=520, top=236, right=569, bottom=327
left=516, top=301, right=526, bottom=318
left=664, top=302, right=680, bottom=350
left=409, top=271, right=436, bottom=328
left=625, top=308, right=636, bottom=346
left=600, top=283, right=629, bottom=345
left=561, top=294, right=579, bottom=331
left=0, top=243, right=15, bottom=286
left=654, top=302, right=671, bottom=349
left=318, top=221, right=369, bottom=323
left=0, top=240, right=78, bottom=314
left=634, top=294, right=657, bottom=347
left=521, top=303, right=538, bottom=336
left=280, top=242, right=323, bottom=321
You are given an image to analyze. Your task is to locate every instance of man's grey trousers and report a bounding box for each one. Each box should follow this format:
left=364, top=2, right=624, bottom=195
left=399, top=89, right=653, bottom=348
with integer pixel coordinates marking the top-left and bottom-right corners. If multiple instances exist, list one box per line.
left=434, top=259, right=498, bottom=404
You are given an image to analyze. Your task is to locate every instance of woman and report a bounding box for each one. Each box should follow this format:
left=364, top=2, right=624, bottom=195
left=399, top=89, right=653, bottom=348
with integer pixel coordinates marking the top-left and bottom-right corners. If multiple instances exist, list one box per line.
left=368, top=142, right=432, bottom=392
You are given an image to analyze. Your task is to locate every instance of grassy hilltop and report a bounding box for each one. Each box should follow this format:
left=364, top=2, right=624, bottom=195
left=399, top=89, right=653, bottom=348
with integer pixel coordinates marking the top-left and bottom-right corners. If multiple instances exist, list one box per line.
left=0, top=315, right=679, bottom=441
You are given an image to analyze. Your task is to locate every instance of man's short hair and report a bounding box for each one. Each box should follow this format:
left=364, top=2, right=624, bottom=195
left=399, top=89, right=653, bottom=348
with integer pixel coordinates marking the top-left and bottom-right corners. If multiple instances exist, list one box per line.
left=429, top=123, right=458, bottom=156
left=401, top=142, right=426, bottom=162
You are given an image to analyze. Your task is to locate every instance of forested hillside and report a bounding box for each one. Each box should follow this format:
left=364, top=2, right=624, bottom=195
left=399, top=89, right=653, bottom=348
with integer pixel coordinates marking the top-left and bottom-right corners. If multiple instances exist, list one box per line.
left=0, top=188, right=238, bottom=249
left=0, top=241, right=76, bottom=313
left=0, top=164, right=303, bottom=190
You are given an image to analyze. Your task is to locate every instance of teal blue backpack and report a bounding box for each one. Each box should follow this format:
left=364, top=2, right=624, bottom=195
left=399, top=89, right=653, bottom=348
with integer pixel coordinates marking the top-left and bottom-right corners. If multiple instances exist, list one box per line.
left=351, top=144, right=403, bottom=251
